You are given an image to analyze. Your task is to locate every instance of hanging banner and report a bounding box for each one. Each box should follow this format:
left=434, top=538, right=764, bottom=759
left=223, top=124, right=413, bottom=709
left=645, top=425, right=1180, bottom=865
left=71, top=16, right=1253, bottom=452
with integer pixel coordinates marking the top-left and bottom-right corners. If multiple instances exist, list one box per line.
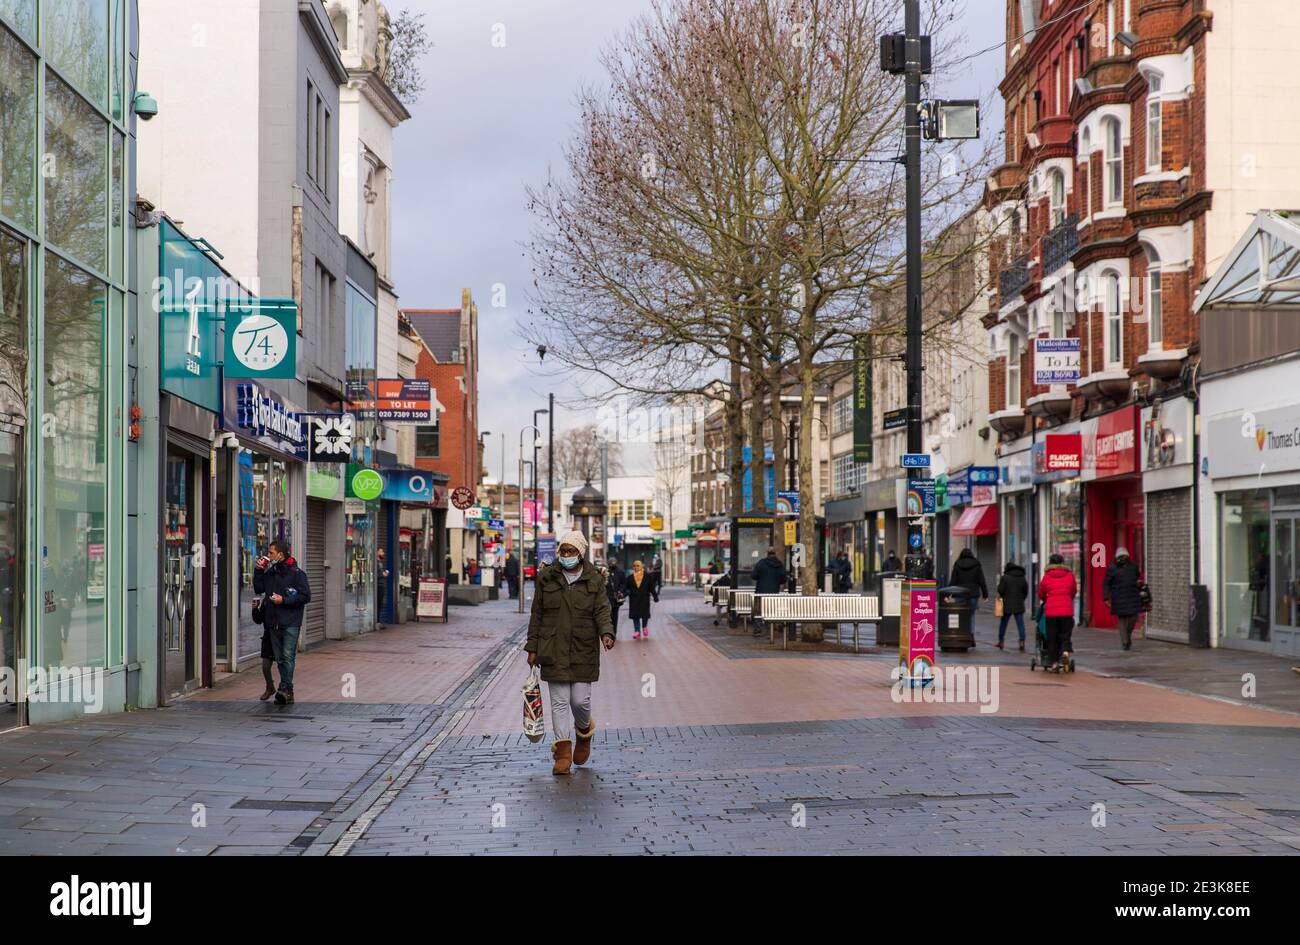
left=302, top=413, right=354, bottom=462
left=853, top=338, right=873, bottom=462
left=899, top=579, right=938, bottom=684
left=223, top=299, right=298, bottom=379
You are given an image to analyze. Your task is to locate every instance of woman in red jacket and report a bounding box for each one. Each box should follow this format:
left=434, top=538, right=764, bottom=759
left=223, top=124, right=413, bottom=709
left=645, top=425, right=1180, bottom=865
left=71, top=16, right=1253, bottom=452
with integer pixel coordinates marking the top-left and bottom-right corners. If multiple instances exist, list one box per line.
left=1037, top=553, right=1077, bottom=673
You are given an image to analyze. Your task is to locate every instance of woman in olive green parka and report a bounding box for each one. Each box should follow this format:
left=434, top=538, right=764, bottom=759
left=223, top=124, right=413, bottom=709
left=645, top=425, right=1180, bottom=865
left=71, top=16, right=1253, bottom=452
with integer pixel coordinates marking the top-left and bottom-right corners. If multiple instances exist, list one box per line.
left=525, top=530, right=615, bottom=775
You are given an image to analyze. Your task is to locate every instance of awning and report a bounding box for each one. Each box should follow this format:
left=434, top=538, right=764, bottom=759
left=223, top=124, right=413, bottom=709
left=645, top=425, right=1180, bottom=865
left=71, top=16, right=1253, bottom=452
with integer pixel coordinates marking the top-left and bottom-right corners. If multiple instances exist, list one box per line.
left=952, top=504, right=998, bottom=536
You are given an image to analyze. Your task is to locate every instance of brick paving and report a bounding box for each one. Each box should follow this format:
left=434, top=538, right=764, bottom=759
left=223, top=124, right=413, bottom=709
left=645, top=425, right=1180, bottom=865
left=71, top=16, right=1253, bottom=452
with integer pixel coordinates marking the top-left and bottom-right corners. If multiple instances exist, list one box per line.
left=350, top=715, right=1300, bottom=855
left=1, top=588, right=1297, bottom=855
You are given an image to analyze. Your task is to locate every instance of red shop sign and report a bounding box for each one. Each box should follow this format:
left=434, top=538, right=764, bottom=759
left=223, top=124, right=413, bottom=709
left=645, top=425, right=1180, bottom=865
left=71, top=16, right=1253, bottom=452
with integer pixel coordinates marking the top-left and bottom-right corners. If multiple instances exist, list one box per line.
left=1044, top=433, right=1083, bottom=471
left=1093, top=405, right=1139, bottom=478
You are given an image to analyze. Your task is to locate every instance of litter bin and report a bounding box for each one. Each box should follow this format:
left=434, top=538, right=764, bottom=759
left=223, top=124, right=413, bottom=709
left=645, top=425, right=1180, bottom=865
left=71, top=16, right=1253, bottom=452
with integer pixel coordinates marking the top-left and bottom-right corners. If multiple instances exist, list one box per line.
left=876, top=571, right=905, bottom=647
left=937, top=585, right=975, bottom=651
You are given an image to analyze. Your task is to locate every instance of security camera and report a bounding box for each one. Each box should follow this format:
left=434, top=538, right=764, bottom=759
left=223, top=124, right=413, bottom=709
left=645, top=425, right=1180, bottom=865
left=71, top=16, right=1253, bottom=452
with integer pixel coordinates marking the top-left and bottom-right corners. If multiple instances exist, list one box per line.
left=133, top=92, right=159, bottom=120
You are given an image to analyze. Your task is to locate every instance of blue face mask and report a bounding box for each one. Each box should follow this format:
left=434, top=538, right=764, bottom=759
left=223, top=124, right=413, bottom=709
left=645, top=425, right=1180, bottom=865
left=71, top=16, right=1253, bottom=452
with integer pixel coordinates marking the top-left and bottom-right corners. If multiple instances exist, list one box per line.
left=558, top=555, right=580, bottom=570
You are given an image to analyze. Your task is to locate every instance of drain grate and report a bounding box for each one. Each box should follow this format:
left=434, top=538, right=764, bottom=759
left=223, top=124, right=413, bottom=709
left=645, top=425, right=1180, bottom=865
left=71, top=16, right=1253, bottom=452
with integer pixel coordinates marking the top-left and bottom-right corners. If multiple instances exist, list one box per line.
left=370, top=717, right=407, bottom=723
left=1178, top=790, right=1244, bottom=799
left=1259, top=808, right=1300, bottom=818
left=265, top=731, right=297, bottom=739
left=233, top=799, right=333, bottom=812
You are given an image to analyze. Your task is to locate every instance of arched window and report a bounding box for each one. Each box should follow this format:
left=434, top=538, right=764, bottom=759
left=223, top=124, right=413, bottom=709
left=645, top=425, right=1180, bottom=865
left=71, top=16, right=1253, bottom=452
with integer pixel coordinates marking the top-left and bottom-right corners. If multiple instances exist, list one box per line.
left=1103, top=271, right=1123, bottom=367
left=1049, top=169, right=1065, bottom=227
left=1081, top=129, right=1092, bottom=217
left=1146, top=75, right=1163, bottom=171
left=1145, top=245, right=1163, bottom=347
left=1103, top=117, right=1123, bottom=206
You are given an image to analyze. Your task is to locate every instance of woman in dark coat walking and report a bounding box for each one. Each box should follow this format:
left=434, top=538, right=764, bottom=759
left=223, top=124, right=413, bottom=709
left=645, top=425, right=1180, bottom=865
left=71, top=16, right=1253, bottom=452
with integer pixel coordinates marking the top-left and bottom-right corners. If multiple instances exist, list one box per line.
left=949, top=548, right=989, bottom=602
left=626, top=559, right=654, bottom=640
left=1103, top=547, right=1144, bottom=650
left=995, top=561, right=1029, bottom=651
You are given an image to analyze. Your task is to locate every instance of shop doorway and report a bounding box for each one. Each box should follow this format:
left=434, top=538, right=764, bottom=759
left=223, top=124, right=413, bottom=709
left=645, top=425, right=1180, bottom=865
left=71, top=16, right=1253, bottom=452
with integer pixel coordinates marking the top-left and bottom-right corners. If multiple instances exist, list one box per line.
left=1270, top=514, right=1300, bottom=658
left=163, top=448, right=200, bottom=697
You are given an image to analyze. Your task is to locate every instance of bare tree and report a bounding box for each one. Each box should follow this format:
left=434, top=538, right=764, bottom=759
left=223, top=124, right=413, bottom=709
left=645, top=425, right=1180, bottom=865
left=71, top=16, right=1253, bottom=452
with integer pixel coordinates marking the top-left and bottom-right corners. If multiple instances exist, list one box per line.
left=545, top=424, right=625, bottom=486
left=526, top=0, right=998, bottom=630
left=383, top=8, right=432, bottom=104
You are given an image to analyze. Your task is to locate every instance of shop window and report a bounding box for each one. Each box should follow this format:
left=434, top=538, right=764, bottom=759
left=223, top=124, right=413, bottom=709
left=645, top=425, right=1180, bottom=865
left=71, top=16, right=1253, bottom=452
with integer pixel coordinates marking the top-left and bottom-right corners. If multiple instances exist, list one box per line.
left=1220, top=490, right=1271, bottom=644
left=0, top=25, right=36, bottom=229
left=0, top=0, right=36, bottom=40
left=41, top=252, right=106, bottom=669
left=45, top=70, right=108, bottom=273
left=42, top=0, right=109, bottom=108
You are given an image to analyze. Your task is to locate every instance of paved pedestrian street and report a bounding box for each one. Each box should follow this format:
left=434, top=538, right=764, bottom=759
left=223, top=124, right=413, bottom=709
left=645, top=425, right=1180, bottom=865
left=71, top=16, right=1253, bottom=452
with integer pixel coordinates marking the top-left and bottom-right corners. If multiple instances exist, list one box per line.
left=1, top=589, right=1297, bottom=856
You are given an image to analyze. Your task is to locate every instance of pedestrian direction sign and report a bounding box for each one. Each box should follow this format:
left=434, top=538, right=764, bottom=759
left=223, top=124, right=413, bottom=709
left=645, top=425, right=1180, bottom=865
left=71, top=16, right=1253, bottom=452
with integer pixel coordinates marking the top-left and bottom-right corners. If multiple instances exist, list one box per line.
left=901, top=453, right=931, bottom=468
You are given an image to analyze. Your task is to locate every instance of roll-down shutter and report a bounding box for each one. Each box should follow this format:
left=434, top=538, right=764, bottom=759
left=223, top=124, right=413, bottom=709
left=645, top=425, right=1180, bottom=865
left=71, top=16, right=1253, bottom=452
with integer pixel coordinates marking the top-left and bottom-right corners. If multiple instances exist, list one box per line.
left=303, top=499, right=327, bottom=644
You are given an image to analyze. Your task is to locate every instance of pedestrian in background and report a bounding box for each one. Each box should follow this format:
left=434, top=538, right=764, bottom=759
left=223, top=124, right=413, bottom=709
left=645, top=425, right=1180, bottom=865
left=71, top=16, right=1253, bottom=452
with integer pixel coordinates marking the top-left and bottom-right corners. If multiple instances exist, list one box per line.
left=883, top=550, right=903, bottom=573
left=376, top=546, right=390, bottom=627
left=831, top=549, right=852, bottom=593
left=995, top=560, right=1029, bottom=651
left=253, top=539, right=312, bottom=705
left=752, top=545, right=788, bottom=638
left=949, top=548, right=987, bottom=647
left=525, top=530, right=615, bottom=776
left=627, top=559, right=654, bottom=639
left=650, top=554, right=664, bottom=602
left=1037, top=553, right=1077, bottom=673
left=605, top=558, right=627, bottom=635
left=1103, top=547, right=1143, bottom=651
left=504, top=550, right=521, bottom=599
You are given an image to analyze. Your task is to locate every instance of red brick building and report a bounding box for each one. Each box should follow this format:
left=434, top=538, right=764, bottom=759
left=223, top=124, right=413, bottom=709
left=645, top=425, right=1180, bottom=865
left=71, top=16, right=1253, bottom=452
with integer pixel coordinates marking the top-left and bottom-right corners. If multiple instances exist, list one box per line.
left=981, top=1, right=1296, bottom=639
left=402, top=289, right=480, bottom=492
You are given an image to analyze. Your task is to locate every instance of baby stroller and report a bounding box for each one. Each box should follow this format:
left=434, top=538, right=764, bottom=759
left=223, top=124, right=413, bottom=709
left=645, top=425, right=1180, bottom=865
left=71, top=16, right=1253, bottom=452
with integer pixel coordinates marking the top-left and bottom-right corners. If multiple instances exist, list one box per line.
left=1028, top=604, right=1075, bottom=673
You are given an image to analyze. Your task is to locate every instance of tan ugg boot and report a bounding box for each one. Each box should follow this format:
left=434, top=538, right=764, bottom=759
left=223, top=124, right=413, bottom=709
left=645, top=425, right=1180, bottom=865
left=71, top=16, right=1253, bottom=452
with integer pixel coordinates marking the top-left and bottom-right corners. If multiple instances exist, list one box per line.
left=551, top=739, right=573, bottom=775
left=573, top=719, right=596, bottom=766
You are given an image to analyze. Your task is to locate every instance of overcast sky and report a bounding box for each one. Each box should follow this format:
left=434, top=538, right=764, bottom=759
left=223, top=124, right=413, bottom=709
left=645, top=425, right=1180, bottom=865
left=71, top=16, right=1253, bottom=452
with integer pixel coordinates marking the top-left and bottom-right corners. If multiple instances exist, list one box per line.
left=391, top=1, right=1007, bottom=481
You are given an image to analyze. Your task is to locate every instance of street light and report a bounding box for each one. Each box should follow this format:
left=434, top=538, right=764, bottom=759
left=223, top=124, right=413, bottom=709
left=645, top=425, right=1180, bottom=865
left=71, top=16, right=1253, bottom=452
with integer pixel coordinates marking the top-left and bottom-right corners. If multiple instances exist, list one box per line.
left=518, top=424, right=541, bottom=614
left=533, top=408, right=549, bottom=562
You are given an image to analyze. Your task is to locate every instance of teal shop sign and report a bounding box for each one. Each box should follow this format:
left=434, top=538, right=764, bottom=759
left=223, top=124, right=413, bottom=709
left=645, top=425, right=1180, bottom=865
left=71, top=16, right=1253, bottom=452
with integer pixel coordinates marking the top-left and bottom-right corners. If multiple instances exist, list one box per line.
left=157, top=218, right=238, bottom=413
left=225, top=299, right=298, bottom=379
left=346, top=464, right=384, bottom=501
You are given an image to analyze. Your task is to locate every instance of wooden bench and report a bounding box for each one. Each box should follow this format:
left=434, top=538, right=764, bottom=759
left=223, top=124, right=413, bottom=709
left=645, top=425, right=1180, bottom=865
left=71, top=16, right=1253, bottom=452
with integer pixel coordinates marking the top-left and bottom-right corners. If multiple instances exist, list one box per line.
left=754, top=593, right=881, bottom=652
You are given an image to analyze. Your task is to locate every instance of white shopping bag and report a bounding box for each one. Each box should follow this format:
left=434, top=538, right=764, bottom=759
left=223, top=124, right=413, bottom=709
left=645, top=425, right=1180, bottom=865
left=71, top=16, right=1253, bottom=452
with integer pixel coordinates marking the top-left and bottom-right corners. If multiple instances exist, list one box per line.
left=522, top=667, right=545, bottom=743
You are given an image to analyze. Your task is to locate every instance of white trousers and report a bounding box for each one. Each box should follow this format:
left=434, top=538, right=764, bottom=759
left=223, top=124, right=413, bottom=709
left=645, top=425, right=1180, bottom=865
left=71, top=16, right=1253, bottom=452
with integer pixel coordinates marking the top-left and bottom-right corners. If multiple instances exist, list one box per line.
left=548, top=682, right=592, bottom=742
